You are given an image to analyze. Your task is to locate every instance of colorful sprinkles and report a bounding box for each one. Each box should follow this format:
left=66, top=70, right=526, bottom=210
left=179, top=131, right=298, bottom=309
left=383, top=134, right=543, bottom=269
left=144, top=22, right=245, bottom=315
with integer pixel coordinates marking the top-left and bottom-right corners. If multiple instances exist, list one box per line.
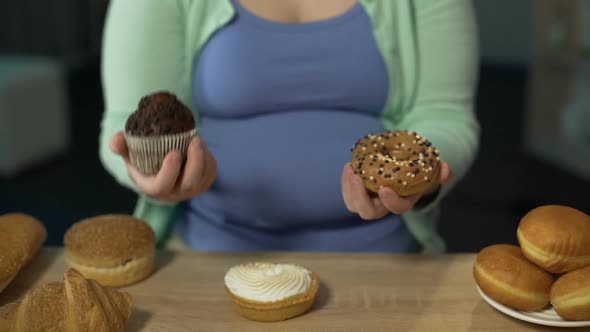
left=350, top=130, right=441, bottom=195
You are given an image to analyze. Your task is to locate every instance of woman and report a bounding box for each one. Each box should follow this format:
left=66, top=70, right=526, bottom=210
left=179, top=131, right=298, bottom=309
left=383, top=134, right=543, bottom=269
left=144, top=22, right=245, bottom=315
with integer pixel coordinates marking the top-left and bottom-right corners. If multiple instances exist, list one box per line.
left=99, top=0, right=479, bottom=253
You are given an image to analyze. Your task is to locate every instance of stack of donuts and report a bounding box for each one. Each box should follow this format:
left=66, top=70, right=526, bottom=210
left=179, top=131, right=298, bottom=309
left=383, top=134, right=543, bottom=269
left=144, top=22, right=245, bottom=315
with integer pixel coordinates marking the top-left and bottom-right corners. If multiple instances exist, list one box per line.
left=473, top=205, right=590, bottom=321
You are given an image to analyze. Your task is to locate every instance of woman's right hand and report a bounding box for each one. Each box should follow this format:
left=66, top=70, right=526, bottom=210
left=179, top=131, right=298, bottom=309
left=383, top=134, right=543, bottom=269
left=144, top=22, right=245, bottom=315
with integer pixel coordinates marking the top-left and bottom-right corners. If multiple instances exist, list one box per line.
left=109, top=131, right=217, bottom=203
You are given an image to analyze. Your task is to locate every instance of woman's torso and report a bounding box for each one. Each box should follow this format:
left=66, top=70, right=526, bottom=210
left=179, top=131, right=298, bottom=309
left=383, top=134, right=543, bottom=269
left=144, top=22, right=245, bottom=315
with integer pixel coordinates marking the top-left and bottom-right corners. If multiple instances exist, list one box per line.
left=177, top=0, right=417, bottom=252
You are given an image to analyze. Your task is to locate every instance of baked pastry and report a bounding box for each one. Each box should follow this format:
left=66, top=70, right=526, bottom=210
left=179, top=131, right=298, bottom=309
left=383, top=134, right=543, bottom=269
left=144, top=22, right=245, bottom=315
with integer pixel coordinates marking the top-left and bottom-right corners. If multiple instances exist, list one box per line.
left=125, top=91, right=194, bottom=136
left=0, top=213, right=47, bottom=292
left=0, top=268, right=132, bottom=332
left=473, top=244, right=554, bottom=311
left=350, top=130, right=441, bottom=196
left=550, top=265, right=590, bottom=321
left=517, top=205, right=590, bottom=274
left=124, top=91, right=197, bottom=175
left=64, top=214, right=156, bottom=287
left=224, top=262, right=320, bottom=322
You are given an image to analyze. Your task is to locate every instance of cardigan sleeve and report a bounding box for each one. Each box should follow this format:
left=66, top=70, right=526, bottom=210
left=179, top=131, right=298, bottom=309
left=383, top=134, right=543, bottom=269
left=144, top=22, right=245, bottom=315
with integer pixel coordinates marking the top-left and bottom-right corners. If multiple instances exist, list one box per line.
left=99, top=0, right=189, bottom=196
left=398, top=0, right=480, bottom=214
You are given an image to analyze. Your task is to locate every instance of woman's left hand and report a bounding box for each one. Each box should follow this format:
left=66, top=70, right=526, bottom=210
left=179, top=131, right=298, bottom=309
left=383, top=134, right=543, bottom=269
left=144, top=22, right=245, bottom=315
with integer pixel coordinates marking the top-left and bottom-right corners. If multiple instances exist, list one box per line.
left=341, top=162, right=453, bottom=220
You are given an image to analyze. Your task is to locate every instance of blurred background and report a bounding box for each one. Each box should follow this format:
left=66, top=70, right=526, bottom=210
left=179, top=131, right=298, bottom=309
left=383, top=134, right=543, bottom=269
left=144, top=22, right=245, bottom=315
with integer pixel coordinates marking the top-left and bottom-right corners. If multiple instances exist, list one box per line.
left=0, top=0, right=588, bottom=252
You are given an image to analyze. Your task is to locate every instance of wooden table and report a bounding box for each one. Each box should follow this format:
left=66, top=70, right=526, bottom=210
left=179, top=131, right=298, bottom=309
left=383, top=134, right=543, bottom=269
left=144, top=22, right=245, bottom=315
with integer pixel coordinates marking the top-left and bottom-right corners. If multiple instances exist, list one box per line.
left=0, top=247, right=584, bottom=332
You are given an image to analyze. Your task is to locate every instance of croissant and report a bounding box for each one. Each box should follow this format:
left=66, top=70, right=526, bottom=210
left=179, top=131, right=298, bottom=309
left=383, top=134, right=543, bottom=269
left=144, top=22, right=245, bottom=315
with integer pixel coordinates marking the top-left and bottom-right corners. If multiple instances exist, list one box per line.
left=0, top=269, right=133, bottom=332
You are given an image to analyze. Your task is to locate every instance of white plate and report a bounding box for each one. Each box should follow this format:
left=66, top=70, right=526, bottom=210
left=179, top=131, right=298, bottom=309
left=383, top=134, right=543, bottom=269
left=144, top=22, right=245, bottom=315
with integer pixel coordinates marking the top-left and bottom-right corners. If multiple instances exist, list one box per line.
left=476, top=286, right=590, bottom=328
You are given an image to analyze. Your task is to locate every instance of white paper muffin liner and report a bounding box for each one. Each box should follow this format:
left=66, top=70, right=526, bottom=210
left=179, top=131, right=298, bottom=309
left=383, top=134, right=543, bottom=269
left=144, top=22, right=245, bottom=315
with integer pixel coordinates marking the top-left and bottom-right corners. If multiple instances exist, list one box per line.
left=124, top=129, right=197, bottom=176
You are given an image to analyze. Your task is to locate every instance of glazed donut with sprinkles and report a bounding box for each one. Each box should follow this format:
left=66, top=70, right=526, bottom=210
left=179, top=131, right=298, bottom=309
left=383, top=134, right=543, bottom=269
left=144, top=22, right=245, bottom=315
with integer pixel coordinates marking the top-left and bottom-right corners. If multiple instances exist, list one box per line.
left=350, top=130, right=441, bottom=197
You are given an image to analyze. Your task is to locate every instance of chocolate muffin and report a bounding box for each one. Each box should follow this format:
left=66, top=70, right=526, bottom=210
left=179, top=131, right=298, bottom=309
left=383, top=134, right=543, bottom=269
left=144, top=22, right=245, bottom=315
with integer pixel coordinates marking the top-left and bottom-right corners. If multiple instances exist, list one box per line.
left=124, top=91, right=197, bottom=176
left=125, top=92, right=195, bottom=136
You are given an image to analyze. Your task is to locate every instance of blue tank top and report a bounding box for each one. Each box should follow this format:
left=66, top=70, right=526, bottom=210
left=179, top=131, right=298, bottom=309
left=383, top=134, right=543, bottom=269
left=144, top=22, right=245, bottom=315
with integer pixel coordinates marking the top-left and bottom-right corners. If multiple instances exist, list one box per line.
left=175, top=0, right=418, bottom=252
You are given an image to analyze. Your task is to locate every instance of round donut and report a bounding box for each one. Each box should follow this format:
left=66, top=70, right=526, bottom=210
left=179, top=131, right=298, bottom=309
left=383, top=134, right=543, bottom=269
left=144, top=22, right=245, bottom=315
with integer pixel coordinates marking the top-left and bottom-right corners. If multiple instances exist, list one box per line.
left=517, top=205, right=590, bottom=274
left=473, top=244, right=554, bottom=311
left=350, top=130, right=441, bottom=196
left=550, top=264, right=590, bottom=321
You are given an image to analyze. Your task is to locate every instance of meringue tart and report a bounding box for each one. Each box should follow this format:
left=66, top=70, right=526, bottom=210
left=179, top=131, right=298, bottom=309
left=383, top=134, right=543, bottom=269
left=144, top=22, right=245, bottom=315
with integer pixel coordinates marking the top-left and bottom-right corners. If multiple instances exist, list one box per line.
left=224, top=262, right=320, bottom=322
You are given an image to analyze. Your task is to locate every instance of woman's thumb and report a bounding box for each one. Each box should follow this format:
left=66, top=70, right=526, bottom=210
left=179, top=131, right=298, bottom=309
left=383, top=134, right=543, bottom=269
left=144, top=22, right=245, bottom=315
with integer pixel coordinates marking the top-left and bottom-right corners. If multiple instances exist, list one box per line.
left=109, top=132, right=129, bottom=159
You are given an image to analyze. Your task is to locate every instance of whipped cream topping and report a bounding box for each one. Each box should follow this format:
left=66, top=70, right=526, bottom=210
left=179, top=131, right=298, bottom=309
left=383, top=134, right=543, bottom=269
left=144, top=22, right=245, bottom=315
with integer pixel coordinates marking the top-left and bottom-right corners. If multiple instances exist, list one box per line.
left=224, top=262, right=312, bottom=302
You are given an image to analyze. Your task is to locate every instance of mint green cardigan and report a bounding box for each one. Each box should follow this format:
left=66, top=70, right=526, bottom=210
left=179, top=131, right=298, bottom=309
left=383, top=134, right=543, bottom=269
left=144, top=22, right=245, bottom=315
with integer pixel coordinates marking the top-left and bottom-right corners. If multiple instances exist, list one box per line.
left=99, top=0, right=480, bottom=254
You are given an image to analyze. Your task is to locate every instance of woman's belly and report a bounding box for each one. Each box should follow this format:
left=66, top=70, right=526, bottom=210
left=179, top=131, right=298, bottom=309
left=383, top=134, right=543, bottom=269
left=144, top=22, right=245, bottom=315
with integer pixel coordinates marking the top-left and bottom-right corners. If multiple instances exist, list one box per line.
left=188, top=110, right=386, bottom=228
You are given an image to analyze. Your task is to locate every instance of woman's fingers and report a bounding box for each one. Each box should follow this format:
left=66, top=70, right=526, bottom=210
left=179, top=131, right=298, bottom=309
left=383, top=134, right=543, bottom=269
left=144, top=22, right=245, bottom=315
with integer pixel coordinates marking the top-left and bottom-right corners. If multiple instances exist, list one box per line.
left=153, top=151, right=183, bottom=195
left=349, top=173, right=388, bottom=220
left=178, top=137, right=206, bottom=194
left=342, top=161, right=453, bottom=219
left=378, top=187, right=420, bottom=215
left=110, top=131, right=216, bottom=203
left=199, top=146, right=218, bottom=190
left=109, top=131, right=129, bottom=160
left=341, top=164, right=357, bottom=213
left=128, top=151, right=182, bottom=197
left=342, top=161, right=452, bottom=219
left=439, top=162, right=453, bottom=185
